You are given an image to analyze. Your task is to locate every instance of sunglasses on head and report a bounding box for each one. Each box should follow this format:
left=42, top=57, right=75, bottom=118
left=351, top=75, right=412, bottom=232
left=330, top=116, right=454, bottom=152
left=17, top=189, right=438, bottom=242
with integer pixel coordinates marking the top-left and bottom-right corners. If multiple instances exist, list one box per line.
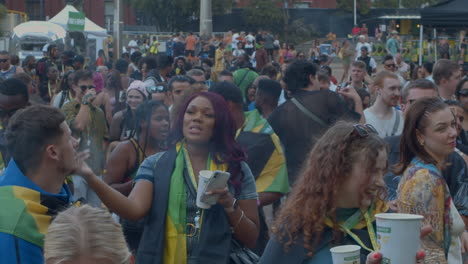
left=458, top=89, right=468, bottom=97
left=148, top=85, right=165, bottom=94
left=79, top=85, right=95, bottom=91
left=353, top=124, right=378, bottom=137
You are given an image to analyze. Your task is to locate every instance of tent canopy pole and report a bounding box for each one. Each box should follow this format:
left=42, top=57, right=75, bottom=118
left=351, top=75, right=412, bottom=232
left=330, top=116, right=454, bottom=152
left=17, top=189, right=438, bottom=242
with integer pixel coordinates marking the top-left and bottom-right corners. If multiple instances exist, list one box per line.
left=419, top=25, right=424, bottom=66
left=434, top=28, right=438, bottom=62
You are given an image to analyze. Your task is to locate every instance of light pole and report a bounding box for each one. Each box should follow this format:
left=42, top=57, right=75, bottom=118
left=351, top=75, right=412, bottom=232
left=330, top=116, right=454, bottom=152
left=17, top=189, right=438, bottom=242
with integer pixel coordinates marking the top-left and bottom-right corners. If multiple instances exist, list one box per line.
left=113, top=0, right=123, bottom=59
left=200, top=0, right=213, bottom=40
left=353, top=0, right=357, bottom=26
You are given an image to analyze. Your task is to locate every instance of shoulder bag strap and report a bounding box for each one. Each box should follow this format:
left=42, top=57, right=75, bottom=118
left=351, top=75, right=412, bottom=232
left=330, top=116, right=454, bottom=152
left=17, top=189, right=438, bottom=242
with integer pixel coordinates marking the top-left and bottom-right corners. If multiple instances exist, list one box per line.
left=238, top=69, right=251, bottom=87
left=291, top=97, right=327, bottom=127
left=391, top=110, right=400, bottom=136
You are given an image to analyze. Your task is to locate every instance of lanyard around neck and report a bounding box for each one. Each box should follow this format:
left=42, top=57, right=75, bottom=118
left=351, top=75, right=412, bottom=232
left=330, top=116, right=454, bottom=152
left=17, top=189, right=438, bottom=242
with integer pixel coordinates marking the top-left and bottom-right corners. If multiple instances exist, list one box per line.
left=325, top=203, right=378, bottom=252
left=339, top=204, right=378, bottom=252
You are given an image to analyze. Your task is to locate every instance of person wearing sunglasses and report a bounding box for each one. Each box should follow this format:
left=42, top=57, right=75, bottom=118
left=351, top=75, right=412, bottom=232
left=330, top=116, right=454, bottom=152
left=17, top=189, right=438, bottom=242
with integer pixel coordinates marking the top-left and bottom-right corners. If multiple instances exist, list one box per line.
left=0, top=51, right=24, bottom=81
left=456, top=77, right=468, bottom=126
left=259, top=122, right=427, bottom=264
left=61, top=70, right=108, bottom=208
left=395, top=97, right=466, bottom=263
left=382, top=55, right=406, bottom=87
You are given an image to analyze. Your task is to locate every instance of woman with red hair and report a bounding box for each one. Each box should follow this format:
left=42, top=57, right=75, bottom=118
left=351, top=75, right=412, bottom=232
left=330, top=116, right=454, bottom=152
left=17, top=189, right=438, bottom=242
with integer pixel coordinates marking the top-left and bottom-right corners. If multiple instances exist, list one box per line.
left=78, top=92, right=259, bottom=264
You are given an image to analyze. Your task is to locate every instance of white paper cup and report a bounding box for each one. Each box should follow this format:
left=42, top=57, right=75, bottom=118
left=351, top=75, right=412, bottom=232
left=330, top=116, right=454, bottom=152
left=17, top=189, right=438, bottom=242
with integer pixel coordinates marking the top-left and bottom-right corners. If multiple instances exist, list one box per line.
left=375, top=213, right=423, bottom=264
left=330, top=245, right=361, bottom=264
left=196, top=170, right=213, bottom=209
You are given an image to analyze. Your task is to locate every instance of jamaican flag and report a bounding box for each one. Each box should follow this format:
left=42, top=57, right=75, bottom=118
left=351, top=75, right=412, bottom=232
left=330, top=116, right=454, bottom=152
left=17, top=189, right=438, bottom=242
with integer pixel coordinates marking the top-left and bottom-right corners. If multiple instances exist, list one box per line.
left=0, top=185, right=71, bottom=248
left=237, top=110, right=289, bottom=194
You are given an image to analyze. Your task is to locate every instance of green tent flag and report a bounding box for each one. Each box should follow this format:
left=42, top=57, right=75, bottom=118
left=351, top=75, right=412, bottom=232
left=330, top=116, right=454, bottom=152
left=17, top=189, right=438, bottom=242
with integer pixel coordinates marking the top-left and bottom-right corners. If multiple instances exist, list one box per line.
left=68, top=11, right=85, bottom=31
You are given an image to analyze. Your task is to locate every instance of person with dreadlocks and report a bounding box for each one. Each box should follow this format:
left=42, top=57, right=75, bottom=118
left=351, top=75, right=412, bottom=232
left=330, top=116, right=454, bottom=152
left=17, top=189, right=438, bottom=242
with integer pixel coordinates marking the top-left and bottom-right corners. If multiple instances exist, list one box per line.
left=109, top=80, right=149, bottom=142
left=104, top=100, right=170, bottom=253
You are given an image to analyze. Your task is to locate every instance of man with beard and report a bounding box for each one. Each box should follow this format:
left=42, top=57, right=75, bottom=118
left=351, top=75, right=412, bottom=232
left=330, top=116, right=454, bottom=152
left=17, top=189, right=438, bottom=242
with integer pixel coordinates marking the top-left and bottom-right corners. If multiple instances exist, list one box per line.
left=364, top=71, right=404, bottom=138
left=0, top=105, right=83, bottom=264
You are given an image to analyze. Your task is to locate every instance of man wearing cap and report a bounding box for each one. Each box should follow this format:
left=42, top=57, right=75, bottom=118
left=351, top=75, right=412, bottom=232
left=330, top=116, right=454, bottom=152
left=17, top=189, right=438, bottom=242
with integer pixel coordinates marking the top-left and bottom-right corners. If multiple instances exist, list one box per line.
left=355, top=35, right=372, bottom=58
left=386, top=31, right=400, bottom=57
left=356, top=46, right=377, bottom=76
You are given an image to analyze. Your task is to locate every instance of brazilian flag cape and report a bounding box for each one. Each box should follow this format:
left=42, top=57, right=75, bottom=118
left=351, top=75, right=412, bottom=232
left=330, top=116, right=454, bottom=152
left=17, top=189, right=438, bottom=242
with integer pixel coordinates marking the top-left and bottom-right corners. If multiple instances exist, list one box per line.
left=0, top=185, right=72, bottom=248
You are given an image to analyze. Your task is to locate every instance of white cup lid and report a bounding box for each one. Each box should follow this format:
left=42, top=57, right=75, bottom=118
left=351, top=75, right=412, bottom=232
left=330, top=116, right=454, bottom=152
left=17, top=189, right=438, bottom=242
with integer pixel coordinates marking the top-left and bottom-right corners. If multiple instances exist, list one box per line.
left=330, top=245, right=361, bottom=253
left=375, top=213, right=423, bottom=220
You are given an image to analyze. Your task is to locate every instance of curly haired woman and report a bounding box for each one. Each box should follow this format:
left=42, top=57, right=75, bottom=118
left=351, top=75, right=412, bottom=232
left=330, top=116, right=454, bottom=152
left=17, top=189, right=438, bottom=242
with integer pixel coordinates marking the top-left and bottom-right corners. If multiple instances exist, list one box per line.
left=259, top=121, right=426, bottom=264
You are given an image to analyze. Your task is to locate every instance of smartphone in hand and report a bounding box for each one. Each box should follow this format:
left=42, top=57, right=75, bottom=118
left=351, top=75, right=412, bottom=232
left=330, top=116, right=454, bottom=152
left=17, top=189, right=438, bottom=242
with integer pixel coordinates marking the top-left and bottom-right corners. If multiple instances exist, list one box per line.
left=200, top=170, right=230, bottom=205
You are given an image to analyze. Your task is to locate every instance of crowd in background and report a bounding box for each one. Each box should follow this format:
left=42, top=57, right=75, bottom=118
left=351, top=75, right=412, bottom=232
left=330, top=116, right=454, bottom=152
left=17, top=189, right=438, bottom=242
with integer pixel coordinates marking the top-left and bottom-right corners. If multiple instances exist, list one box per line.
left=0, top=28, right=467, bottom=264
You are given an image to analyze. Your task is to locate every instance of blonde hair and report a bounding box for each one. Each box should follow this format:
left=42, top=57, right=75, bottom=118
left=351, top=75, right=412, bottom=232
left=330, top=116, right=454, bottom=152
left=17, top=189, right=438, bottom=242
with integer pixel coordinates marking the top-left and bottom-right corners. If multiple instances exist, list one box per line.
left=44, top=205, right=131, bottom=264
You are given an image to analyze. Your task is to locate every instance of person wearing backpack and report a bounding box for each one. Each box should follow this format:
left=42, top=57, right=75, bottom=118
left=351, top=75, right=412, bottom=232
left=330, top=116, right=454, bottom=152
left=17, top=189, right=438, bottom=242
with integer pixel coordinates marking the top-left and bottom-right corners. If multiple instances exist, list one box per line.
left=364, top=71, right=404, bottom=138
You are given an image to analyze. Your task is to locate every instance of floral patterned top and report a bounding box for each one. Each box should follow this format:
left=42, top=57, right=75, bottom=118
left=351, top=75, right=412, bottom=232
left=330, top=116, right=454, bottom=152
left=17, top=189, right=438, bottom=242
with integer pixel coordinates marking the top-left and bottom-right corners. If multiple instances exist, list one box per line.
left=397, top=157, right=459, bottom=264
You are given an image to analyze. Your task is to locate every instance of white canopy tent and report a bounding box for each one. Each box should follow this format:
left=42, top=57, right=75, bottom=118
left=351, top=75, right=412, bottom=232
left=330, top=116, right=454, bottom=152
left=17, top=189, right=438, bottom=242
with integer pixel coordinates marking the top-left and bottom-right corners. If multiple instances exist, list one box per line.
left=12, top=21, right=67, bottom=40
left=48, top=5, right=107, bottom=37
left=49, top=5, right=108, bottom=61
left=11, top=21, right=67, bottom=60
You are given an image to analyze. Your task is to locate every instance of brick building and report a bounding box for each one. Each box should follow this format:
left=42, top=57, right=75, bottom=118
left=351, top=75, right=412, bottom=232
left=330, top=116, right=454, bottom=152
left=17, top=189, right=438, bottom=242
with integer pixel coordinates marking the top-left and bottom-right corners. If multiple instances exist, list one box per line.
left=2, top=0, right=136, bottom=31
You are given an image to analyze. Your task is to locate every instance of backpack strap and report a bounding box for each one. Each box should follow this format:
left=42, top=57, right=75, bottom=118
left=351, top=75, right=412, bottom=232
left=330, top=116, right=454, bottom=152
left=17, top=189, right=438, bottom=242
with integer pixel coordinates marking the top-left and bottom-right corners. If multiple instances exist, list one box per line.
left=391, top=109, right=400, bottom=136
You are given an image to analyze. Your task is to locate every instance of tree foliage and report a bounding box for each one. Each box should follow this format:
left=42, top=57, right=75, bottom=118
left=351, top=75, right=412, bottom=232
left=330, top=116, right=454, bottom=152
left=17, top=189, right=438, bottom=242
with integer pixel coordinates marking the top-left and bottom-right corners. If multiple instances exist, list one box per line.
left=336, top=0, right=370, bottom=15
left=242, top=0, right=284, bottom=32
left=283, top=19, right=320, bottom=44
left=128, top=0, right=232, bottom=32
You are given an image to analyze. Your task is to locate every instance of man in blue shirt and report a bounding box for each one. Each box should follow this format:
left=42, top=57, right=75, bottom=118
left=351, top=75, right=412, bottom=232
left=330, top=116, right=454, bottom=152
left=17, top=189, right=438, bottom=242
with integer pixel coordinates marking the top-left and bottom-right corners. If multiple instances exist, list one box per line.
left=0, top=105, right=82, bottom=263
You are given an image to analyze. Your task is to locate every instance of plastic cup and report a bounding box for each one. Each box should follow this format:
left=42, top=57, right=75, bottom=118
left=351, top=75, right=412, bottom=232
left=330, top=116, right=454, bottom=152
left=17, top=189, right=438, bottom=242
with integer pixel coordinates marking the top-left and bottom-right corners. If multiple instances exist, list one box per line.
left=330, top=245, right=361, bottom=264
left=375, top=213, right=423, bottom=264
left=196, top=170, right=213, bottom=209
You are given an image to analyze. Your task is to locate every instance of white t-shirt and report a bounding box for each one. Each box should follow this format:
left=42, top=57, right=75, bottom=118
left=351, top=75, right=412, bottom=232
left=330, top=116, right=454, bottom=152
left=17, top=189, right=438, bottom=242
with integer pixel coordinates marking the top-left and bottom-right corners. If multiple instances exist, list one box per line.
left=232, top=33, right=240, bottom=49
left=364, top=108, right=404, bottom=138
left=128, top=40, right=138, bottom=54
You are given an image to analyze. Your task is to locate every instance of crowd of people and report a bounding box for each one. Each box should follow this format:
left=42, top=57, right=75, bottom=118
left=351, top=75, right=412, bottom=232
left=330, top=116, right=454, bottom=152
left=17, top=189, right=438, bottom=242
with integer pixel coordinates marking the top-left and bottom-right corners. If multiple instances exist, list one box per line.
left=0, top=28, right=467, bottom=264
